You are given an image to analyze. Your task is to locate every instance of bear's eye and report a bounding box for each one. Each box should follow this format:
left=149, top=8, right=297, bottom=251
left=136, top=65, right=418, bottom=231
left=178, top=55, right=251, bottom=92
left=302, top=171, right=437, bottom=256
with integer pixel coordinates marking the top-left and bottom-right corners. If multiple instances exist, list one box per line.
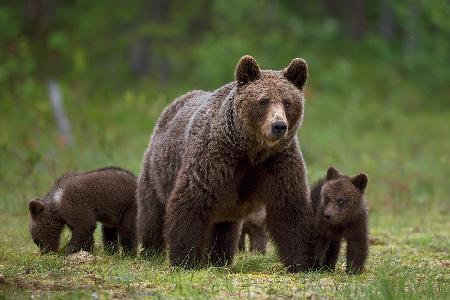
left=337, top=198, right=345, bottom=206
left=283, top=99, right=291, bottom=108
left=324, top=197, right=330, bottom=204
left=259, top=98, right=270, bottom=106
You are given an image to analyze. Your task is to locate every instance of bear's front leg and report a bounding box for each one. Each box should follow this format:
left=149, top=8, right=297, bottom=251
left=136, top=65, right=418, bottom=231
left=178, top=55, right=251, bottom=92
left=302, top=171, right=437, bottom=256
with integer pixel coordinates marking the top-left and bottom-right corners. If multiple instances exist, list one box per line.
left=66, top=226, right=96, bottom=254
left=263, top=146, right=315, bottom=272
left=64, top=212, right=96, bottom=255
left=207, top=221, right=241, bottom=266
left=102, top=225, right=118, bottom=254
left=345, top=225, right=368, bottom=274
left=322, top=238, right=341, bottom=271
left=311, top=236, right=330, bottom=270
left=267, top=199, right=314, bottom=272
left=164, top=178, right=214, bottom=268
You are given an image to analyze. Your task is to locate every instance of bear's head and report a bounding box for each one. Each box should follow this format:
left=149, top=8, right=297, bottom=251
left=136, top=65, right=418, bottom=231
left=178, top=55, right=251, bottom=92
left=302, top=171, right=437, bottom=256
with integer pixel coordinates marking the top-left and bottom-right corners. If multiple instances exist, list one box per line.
left=319, top=166, right=368, bottom=226
left=29, top=197, right=63, bottom=253
left=233, top=55, right=307, bottom=151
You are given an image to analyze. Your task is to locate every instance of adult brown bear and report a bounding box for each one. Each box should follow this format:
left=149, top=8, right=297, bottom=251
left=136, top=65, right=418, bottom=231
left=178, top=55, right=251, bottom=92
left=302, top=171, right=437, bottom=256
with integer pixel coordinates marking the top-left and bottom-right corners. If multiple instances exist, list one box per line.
left=137, top=55, right=313, bottom=271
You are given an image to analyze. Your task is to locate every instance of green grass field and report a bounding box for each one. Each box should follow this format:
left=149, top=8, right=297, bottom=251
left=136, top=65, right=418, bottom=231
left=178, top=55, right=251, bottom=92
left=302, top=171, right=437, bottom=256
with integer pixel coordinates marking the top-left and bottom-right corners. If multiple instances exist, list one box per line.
left=0, top=80, right=449, bottom=299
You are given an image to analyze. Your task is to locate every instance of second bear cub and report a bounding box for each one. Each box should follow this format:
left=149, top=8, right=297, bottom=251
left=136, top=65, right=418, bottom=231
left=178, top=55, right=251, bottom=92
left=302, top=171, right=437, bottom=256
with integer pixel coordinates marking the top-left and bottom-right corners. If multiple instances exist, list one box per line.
left=238, top=207, right=268, bottom=254
left=311, top=166, right=369, bottom=274
left=28, top=167, right=137, bottom=255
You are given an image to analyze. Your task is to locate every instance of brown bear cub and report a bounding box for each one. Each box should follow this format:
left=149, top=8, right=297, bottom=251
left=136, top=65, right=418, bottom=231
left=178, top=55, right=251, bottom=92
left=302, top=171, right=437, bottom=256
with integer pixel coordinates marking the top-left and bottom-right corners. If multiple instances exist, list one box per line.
left=238, top=207, right=268, bottom=254
left=310, top=166, right=369, bottom=274
left=28, top=167, right=137, bottom=255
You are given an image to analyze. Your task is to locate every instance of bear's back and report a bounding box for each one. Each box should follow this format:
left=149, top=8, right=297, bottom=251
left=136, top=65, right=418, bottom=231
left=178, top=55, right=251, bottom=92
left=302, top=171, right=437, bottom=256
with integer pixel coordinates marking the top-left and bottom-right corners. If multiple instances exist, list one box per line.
left=58, top=167, right=135, bottom=207
left=155, top=90, right=210, bottom=132
left=144, top=83, right=236, bottom=202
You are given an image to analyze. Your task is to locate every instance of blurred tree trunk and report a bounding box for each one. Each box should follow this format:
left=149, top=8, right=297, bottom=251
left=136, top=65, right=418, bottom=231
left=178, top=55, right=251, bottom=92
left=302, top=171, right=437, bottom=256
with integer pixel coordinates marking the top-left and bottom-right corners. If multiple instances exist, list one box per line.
left=130, top=0, right=171, bottom=85
left=266, top=0, right=278, bottom=23
left=130, top=37, right=151, bottom=77
left=403, top=2, right=419, bottom=56
left=349, top=0, right=365, bottom=39
left=48, top=79, right=74, bottom=147
left=323, top=0, right=366, bottom=40
left=23, top=0, right=52, bottom=39
left=23, top=0, right=53, bottom=77
left=189, top=1, right=211, bottom=38
left=378, top=0, right=395, bottom=40
left=24, top=1, right=73, bottom=147
left=152, top=0, right=170, bottom=86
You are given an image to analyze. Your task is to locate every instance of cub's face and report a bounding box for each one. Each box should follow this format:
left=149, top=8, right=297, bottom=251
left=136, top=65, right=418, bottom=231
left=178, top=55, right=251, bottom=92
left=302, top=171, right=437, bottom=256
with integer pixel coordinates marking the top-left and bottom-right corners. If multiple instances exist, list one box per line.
left=29, top=198, right=61, bottom=253
left=319, top=167, right=368, bottom=226
left=234, top=56, right=307, bottom=148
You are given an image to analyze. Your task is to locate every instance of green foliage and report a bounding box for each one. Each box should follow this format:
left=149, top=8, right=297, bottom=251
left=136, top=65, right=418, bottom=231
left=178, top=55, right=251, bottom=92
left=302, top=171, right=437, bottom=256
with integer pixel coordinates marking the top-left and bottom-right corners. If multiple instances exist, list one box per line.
left=0, top=0, right=449, bottom=99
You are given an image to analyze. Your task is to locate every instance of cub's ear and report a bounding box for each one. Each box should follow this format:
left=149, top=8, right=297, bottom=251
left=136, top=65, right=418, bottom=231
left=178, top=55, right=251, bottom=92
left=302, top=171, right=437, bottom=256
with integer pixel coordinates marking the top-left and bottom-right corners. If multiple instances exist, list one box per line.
left=283, top=58, right=308, bottom=90
left=29, top=198, right=44, bottom=218
left=235, top=55, right=261, bottom=84
left=351, top=173, right=368, bottom=193
left=326, top=166, right=341, bottom=181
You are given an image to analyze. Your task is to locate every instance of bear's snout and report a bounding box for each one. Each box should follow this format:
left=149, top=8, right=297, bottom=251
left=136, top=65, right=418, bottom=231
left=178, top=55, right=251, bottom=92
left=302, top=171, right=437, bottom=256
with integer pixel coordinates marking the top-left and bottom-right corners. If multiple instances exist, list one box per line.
left=262, top=102, right=288, bottom=144
left=271, top=121, right=288, bottom=137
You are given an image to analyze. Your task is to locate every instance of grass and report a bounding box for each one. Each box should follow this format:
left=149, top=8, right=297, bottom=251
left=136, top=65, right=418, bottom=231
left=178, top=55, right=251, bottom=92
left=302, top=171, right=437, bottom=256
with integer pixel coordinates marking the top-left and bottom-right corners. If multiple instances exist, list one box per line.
left=0, top=213, right=448, bottom=299
left=0, top=73, right=449, bottom=298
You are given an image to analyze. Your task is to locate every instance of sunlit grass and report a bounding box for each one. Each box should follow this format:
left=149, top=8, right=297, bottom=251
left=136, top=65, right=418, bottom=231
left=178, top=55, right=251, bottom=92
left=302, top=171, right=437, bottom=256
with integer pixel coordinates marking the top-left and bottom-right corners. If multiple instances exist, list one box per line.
left=0, top=212, right=448, bottom=299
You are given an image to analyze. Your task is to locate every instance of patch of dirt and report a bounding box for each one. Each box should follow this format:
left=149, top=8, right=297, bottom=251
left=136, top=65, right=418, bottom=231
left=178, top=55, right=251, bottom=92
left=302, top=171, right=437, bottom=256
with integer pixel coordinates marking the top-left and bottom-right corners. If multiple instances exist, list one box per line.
left=66, top=251, right=95, bottom=264
left=368, top=236, right=385, bottom=246
left=11, top=278, right=72, bottom=291
left=84, top=273, right=105, bottom=284
left=112, top=291, right=129, bottom=299
left=411, top=226, right=422, bottom=233
left=439, top=259, right=450, bottom=268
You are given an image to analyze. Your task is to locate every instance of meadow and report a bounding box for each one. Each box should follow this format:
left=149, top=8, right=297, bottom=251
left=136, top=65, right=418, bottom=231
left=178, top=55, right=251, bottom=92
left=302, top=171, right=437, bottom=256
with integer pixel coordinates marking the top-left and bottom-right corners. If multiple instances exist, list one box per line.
left=0, top=69, right=449, bottom=298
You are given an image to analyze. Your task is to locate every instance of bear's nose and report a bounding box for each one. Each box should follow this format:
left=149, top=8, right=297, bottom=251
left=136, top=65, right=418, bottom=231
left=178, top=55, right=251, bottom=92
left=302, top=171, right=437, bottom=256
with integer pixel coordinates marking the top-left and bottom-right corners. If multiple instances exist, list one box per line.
left=323, top=214, right=331, bottom=221
left=271, top=121, right=287, bottom=137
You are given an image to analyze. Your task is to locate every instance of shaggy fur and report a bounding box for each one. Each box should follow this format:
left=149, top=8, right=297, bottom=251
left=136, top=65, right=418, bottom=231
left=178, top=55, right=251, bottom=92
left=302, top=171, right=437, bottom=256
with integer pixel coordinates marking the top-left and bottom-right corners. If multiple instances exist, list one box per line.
left=238, top=207, right=268, bottom=254
left=137, top=55, right=314, bottom=271
left=311, top=166, right=369, bottom=274
left=29, top=167, right=137, bottom=255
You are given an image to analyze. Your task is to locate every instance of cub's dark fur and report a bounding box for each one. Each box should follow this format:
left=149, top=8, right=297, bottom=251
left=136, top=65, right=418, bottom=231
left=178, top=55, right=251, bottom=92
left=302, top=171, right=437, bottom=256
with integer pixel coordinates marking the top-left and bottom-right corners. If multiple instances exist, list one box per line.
left=28, top=166, right=137, bottom=255
left=238, top=207, right=267, bottom=254
left=311, top=166, right=369, bottom=274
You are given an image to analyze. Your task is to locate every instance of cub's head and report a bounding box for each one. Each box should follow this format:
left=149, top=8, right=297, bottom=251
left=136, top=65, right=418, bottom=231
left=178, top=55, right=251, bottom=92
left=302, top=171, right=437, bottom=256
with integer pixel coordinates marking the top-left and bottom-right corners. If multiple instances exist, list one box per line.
left=319, top=166, right=368, bottom=226
left=234, top=55, right=307, bottom=149
left=28, top=198, right=62, bottom=253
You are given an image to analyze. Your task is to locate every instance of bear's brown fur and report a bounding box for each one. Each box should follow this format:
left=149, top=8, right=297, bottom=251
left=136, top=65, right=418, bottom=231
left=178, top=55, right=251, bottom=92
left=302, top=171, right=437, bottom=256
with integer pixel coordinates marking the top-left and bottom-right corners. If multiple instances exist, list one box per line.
left=310, top=166, right=369, bottom=274
left=137, top=55, right=314, bottom=271
left=238, top=207, right=267, bottom=254
left=29, top=167, right=137, bottom=255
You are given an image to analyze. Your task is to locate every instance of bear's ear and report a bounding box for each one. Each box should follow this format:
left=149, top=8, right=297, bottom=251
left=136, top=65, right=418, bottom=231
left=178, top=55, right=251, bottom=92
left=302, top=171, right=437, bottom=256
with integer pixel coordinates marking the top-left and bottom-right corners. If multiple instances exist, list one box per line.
left=326, top=166, right=341, bottom=181
left=283, top=58, right=308, bottom=90
left=29, top=198, right=44, bottom=219
left=351, top=173, right=368, bottom=193
left=235, top=55, right=261, bottom=84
